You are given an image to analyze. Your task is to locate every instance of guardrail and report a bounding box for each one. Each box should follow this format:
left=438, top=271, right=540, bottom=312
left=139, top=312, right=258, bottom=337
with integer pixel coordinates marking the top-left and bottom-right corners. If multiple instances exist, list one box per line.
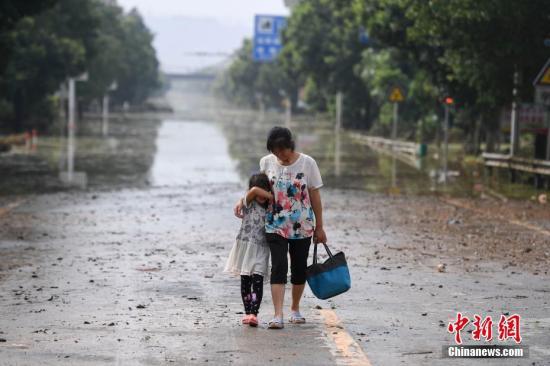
left=482, top=153, right=550, bottom=176
left=349, top=134, right=425, bottom=156
left=349, top=133, right=426, bottom=170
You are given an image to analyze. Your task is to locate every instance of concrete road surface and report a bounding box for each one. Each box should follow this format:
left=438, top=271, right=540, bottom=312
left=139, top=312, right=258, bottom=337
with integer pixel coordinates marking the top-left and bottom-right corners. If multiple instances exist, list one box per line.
left=1, top=116, right=549, bottom=365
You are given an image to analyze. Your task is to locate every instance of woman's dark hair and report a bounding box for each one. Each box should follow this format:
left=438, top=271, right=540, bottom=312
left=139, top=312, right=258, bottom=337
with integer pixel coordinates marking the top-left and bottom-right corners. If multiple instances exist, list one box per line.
left=249, top=173, right=271, bottom=208
left=266, top=126, right=295, bottom=152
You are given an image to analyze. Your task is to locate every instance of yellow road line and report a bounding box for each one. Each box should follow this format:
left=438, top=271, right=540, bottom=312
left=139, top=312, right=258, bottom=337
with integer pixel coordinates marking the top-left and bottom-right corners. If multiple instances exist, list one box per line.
left=440, top=197, right=550, bottom=238
left=318, top=309, right=373, bottom=366
left=0, top=198, right=26, bottom=218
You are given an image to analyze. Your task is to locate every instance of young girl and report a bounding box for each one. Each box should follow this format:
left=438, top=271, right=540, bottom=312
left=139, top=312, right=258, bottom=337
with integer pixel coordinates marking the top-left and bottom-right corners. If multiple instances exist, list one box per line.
left=224, top=173, right=272, bottom=327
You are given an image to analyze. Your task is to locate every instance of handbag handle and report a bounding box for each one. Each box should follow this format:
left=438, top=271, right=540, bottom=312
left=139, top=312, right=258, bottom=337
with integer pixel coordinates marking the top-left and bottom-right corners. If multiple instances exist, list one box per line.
left=313, top=243, right=334, bottom=265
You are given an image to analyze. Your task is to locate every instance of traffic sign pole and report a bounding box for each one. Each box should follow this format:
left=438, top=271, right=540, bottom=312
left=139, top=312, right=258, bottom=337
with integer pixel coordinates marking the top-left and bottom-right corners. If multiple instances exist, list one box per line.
left=392, top=102, right=398, bottom=143
left=388, top=85, right=405, bottom=149
left=443, top=103, right=449, bottom=183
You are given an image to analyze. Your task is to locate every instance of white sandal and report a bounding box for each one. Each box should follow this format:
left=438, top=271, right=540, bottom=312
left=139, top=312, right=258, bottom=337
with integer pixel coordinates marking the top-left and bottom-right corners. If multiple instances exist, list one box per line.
left=268, top=316, right=284, bottom=329
left=289, top=311, right=306, bottom=324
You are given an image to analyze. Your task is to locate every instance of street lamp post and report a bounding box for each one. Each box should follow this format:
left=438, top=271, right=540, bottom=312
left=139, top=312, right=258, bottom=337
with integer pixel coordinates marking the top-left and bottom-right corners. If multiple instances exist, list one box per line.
left=67, top=72, right=88, bottom=182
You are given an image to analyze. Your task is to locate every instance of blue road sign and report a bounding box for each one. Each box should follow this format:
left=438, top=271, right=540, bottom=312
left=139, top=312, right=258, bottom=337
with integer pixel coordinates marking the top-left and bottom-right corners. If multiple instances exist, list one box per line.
left=253, top=15, right=287, bottom=62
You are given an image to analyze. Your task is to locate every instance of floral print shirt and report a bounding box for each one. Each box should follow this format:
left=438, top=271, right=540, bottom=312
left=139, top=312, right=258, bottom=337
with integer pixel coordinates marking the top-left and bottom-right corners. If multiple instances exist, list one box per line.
left=260, top=153, right=323, bottom=239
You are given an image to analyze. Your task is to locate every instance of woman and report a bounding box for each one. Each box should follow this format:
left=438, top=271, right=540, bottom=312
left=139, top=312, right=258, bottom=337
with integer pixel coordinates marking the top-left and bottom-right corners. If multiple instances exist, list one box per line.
left=234, top=126, right=327, bottom=329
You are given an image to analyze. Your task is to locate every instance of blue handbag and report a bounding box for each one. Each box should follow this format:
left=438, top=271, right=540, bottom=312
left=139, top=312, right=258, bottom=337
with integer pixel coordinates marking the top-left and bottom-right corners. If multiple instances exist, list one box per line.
left=306, top=243, right=351, bottom=300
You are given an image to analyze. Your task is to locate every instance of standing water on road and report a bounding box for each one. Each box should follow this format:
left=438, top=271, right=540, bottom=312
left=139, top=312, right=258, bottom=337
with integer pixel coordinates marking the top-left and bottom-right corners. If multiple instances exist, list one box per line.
left=0, top=77, right=544, bottom=202
left=150, top=120, right=239, bottom=187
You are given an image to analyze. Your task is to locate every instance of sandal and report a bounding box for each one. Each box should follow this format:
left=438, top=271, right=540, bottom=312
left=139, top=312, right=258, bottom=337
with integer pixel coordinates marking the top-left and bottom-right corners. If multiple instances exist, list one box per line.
left=268, top=316, right=284, bottom=329
left=289, top=311, right=306, bottom=324
left=242, top=315, right=251, bottom=325
left=249, top=314, right=258, bottom=327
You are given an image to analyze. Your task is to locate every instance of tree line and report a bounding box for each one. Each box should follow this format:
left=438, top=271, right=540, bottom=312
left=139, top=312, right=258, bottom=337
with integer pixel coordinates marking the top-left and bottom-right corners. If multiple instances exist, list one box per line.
left=0, top=0, right=160, bottom=132
left=216, top=0, right=549, bottom=153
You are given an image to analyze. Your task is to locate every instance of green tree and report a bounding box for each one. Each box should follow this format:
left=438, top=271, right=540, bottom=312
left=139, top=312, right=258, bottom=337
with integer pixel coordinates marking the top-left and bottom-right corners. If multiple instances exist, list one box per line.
left=0, top=0, right=59, bottom=72
left=281, top=0, right=371, bottom=127
left=0, top=1, right=160, bottom=132
left=111, top=9, right=160, bottom=105
left=79, top=1, right=126, bottom=105
left=405, top=0, right=549, bottom=151
left=215, top=39, right=293, bottom=110
left=215, top=39, right=260, bottom=107
left=220, top=0, right=549, bottom=153
left=1, top=0, right=100, bottom=131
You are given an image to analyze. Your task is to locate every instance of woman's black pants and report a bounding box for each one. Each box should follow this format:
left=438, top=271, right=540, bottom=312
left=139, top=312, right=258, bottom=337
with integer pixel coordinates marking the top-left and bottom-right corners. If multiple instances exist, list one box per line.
left=267, top=233, right=311, bottom=285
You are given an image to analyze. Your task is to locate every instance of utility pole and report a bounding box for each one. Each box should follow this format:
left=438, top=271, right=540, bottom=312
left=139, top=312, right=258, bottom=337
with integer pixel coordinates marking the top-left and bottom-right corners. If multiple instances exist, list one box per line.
left=102, top=82, right=117, bottom=136
left=102, top=94, right=109, bottom=136
left=285, top=98, right=291, bottom=128
left=255, top=92, right=265, bottom=122
left=67, top=78, right=76, bottom=182
left=58, top=83, right=67, bottom=120
left=443, top=97, right=454, bottom=183
left=334, top=92, right=343, bottom=177
left=510, top=69, right=520, bottom=156
left=335, top=91, right=343, bottom=133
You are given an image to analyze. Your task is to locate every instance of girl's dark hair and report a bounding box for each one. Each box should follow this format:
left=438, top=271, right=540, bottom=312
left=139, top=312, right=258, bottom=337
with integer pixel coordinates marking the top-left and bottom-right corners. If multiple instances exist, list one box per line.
left=249, top=173, right=271, bottom=208
left=266, top=126, right=295, bottom=152
left=249, top=173, right=271, bottom=191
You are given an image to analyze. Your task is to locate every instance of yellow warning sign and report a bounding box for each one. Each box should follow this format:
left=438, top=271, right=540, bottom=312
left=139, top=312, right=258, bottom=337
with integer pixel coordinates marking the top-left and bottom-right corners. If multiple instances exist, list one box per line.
left=540, top=68, right=550, bottom=85
left=388, top=87, right=405, bottom=103
left=534, top=58, right=550, bottom=86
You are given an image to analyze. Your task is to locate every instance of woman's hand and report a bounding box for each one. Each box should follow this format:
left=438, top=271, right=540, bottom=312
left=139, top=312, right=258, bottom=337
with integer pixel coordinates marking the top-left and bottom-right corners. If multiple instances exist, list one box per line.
left=313, top=226, right=327, bottom=244
left=233, top=198, right=244, bottom=218
left=309, top=188, right=326, bottom=244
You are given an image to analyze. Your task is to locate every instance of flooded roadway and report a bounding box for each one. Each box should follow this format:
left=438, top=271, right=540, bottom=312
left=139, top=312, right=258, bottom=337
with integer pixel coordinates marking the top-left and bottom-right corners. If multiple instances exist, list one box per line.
left=0, top=79, right=549, bottom=365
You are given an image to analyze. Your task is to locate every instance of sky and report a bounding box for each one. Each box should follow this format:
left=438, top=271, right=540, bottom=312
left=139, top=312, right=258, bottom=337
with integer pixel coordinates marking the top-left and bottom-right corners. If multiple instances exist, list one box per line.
left=117, top=0, right=290, bottom=73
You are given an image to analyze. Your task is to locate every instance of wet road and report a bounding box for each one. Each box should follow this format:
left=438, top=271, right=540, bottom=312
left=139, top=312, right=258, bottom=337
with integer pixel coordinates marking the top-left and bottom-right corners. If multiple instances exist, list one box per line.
left=1, top=80, right=549, bottom=365
left=0, top=185, right=342, bottom=365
